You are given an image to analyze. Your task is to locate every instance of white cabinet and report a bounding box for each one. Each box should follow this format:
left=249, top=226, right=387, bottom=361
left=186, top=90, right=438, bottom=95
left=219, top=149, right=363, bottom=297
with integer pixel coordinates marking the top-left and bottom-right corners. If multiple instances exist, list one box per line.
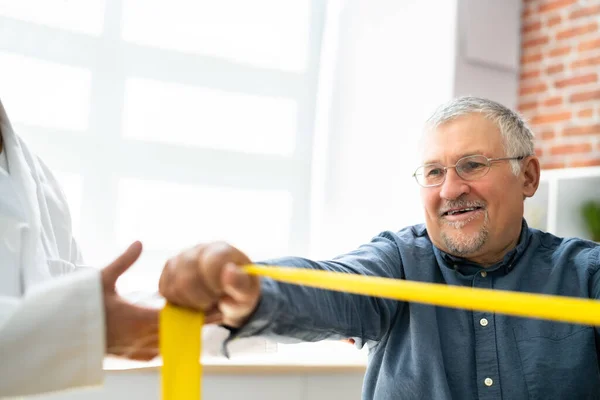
left=524, top=167, right=600, bottom=240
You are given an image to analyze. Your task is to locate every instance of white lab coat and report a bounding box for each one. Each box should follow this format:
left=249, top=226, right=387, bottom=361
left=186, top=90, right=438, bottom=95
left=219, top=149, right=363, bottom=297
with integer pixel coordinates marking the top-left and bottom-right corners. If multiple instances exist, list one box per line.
left=0, top=100, right=104, bottom=397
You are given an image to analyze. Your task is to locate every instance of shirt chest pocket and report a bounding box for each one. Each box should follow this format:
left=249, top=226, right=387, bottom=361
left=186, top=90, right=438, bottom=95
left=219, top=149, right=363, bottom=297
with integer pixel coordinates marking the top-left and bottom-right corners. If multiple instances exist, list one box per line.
left=513, top=321, right=600, bottom=400
left=46, top=258, right=77, bottom=277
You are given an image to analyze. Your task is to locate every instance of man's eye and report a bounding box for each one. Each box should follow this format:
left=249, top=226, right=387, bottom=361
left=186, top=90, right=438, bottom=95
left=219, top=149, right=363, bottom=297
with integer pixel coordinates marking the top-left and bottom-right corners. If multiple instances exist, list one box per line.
left=462, top=162, right=485, bottom=171
left=426, top=168, right=443, bottom=177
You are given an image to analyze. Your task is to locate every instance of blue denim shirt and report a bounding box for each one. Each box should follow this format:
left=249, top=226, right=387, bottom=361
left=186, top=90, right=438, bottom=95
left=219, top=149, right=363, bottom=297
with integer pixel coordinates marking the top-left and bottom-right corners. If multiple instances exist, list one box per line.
left=232, top=220, right=600, bottom=399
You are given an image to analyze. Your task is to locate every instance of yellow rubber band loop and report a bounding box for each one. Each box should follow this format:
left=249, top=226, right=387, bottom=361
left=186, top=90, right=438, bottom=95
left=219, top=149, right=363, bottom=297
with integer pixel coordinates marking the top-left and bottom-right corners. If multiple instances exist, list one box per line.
left=160, top=304, right=203, bottom=400
left=243, top=265, right=600, bottom=326
left=160, top=264, right=600, bottom=399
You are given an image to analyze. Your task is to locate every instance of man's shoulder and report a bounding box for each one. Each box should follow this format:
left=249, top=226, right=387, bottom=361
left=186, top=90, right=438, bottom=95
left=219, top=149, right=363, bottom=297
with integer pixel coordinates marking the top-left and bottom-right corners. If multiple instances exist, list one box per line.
left=529, top=227, right=600, bottom=269
left=531, top=227, right=599, bottom=250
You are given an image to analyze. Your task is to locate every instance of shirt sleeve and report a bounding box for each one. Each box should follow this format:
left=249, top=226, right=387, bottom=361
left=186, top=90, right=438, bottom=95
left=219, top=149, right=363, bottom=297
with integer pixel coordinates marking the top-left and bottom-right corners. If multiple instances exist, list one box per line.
left=589, top=247, right=600, bottom=299
left=0, top=268, right=105, bottom=397
left=586, top=246, right=600, bottom=348
left=225, top=231, right=405, bottom=348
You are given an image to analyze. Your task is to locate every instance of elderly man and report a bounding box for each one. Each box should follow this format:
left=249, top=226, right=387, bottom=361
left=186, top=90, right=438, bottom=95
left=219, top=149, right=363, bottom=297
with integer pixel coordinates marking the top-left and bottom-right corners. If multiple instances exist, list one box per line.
left=0, top=100, right=159, bottom=397
left=160, top=97, right=600, bottom=399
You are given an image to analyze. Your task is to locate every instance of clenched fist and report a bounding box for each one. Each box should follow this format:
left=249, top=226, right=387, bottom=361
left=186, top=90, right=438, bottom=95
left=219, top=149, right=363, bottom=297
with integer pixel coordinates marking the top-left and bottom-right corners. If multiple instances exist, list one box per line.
left=159, top=242, right=261, bottom=328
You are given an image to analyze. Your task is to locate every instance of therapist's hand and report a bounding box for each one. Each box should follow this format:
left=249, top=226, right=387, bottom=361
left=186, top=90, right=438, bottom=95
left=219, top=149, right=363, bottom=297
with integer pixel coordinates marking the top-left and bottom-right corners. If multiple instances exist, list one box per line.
left=158, top=242, right=261, bottom=328
left=101, top=241, right=159, bottom=361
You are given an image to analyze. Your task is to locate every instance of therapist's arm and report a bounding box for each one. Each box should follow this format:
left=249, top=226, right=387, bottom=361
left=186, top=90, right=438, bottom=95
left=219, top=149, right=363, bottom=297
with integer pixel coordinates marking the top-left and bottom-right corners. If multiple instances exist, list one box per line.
left=0, top=242, right=159, bottom=398
left=102, top=242, right=159, bottom=360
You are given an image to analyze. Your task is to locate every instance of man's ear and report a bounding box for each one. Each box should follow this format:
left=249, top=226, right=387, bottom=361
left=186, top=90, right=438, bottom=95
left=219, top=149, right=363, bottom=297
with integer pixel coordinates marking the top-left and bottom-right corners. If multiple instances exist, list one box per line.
left=522, top=156, right=541, bottom=198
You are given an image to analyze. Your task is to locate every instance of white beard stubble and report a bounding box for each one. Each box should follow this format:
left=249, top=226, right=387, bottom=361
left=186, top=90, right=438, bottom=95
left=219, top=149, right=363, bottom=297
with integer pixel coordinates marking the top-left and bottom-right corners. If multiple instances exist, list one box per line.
left=440, top=210, right=490, bottom=256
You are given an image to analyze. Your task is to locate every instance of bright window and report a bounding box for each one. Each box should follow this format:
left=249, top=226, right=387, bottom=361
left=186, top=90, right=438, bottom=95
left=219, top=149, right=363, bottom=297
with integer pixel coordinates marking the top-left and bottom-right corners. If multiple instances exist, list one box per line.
left=0, top=52, right=91, bottom=131
left=121, top=0, right=311, bottom=71
left=0, top=0, right=359, bottom=364
left=0, top=0, right=106, bottom=35
left=123, top=78, right=298, bottom=156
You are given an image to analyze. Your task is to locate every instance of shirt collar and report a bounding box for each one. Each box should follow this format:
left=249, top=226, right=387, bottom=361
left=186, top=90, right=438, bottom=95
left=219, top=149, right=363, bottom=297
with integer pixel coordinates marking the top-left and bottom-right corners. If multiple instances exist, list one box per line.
left=433, top=219, right=531, bottom=276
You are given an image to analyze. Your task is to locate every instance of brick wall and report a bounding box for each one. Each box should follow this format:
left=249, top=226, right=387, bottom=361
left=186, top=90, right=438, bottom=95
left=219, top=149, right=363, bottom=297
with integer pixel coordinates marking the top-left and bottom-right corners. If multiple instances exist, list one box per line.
left=518, top=0, right=600, bottom=169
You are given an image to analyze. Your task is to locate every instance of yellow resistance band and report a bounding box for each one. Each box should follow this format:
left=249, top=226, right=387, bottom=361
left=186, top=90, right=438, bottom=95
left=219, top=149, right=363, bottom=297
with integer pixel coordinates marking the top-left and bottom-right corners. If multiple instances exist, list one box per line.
left=161, top=264, right=600, bottom=399
left=243, top=265, right=600, bottom=326
left=160, top=305, right=204, bottom=400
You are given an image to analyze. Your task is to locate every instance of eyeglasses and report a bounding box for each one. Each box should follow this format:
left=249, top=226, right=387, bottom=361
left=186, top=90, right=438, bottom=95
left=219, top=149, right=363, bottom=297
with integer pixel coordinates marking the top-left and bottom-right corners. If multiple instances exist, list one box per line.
left=413, top=154, right=530, bottom=188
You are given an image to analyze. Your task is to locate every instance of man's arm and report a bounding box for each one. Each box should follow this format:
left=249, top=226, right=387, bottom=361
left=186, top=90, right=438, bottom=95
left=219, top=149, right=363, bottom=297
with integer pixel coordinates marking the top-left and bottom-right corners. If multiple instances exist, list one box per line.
left=160, top=232, right=405, bottom=345
left=589, top=247, right=600, bottom=342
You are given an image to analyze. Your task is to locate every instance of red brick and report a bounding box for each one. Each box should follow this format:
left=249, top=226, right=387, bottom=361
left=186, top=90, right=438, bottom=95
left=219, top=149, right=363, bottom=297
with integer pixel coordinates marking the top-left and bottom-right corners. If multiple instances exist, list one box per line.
left=546, top=64, right=564, bottom=74
left=524, top=35, right=550, bottom=48
left=571, top=159, right=600, bottom=168
left=519, top=5, right=600, bottom=171
left=539, top=0, right=577, bottom=13
left=550, top=143, right=593, bottom=155
left=520, top=82, right=548, bottom=96
left=518, top=101, right=538, bottom=111
left=542, top=96, right=563, bottom=107
left=523, top=21, right=543, bottom=34
left=570, top=5, right=600, bottom=20
left=577, top=108, right=594, bottom=118
left=540, top=130, right=556, bottom=140
left=522, top=52, right=544, bottom=64
left=563, top=124, right=600, bottom=136
left=531, top=111, right=572, bottom=125
left=520, top=70, right=541, bottom=81
left=572, top=56, right=600, bottom=69
left=578, top=38, right=600, bottom=52
left=556, top=22, right=598, bottom=40
left=570, top=89, right=600, bottom=103
left=548, top=46, right=571, bottom=57
left=555, top=73, right=597, bottom=88
left=547, top=15, right=562, bottom=27
left=541, top=162, right=566, bottom=170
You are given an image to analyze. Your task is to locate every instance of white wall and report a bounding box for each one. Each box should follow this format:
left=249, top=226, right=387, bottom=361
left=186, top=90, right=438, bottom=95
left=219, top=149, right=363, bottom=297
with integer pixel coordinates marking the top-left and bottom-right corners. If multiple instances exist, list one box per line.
left=453, top=0, right=522, bottom=109
left=309, top=0, right=458, bottom=258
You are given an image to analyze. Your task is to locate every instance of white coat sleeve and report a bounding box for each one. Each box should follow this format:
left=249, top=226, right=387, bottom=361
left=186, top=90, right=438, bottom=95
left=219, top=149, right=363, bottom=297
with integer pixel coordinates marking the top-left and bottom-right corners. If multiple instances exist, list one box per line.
left=0, top=268, right=105, bottom=397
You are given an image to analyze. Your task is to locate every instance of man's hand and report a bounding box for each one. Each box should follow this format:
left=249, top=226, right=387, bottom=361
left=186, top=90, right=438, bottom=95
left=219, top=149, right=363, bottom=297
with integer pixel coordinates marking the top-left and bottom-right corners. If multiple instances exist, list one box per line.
left=158, top=242, right=261, bottom=328
left=102, top=242, right=159, bottom=361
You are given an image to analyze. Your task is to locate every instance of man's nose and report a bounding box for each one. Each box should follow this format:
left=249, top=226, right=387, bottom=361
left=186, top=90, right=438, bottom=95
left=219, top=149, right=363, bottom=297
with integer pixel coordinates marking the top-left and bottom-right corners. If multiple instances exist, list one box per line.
left=439, top=168, right=470, bottom=200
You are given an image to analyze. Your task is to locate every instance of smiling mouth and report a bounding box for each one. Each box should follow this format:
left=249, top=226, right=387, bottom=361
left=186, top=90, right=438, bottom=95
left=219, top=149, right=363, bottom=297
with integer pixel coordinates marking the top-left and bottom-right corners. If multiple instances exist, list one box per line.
left=442, top=206, right=484, bottom=217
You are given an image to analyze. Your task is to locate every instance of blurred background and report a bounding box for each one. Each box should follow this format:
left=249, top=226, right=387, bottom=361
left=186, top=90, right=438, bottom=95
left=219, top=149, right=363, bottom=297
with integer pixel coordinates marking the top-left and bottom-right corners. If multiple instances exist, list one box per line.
left=0, top=0, right=599, bottom=399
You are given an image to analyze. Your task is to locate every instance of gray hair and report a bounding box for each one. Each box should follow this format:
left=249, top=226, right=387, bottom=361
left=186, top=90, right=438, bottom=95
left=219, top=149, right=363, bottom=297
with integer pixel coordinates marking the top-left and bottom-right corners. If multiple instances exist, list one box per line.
left=425, top=96, right=534, bottom=175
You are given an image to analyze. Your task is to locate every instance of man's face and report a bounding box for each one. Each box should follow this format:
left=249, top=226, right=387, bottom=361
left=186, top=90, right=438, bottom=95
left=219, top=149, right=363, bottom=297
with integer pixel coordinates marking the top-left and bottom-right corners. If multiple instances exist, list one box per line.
left=420, top=113, right=527, bottom=261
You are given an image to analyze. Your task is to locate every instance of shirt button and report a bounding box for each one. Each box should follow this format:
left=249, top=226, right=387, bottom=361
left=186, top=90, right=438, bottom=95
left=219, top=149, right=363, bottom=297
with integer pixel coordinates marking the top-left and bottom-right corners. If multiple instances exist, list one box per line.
left=480, top=318, right=488, bottom=327
left=484, top=377, right=493, bottom=387
left=480, top=271, right=487, bottom=277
